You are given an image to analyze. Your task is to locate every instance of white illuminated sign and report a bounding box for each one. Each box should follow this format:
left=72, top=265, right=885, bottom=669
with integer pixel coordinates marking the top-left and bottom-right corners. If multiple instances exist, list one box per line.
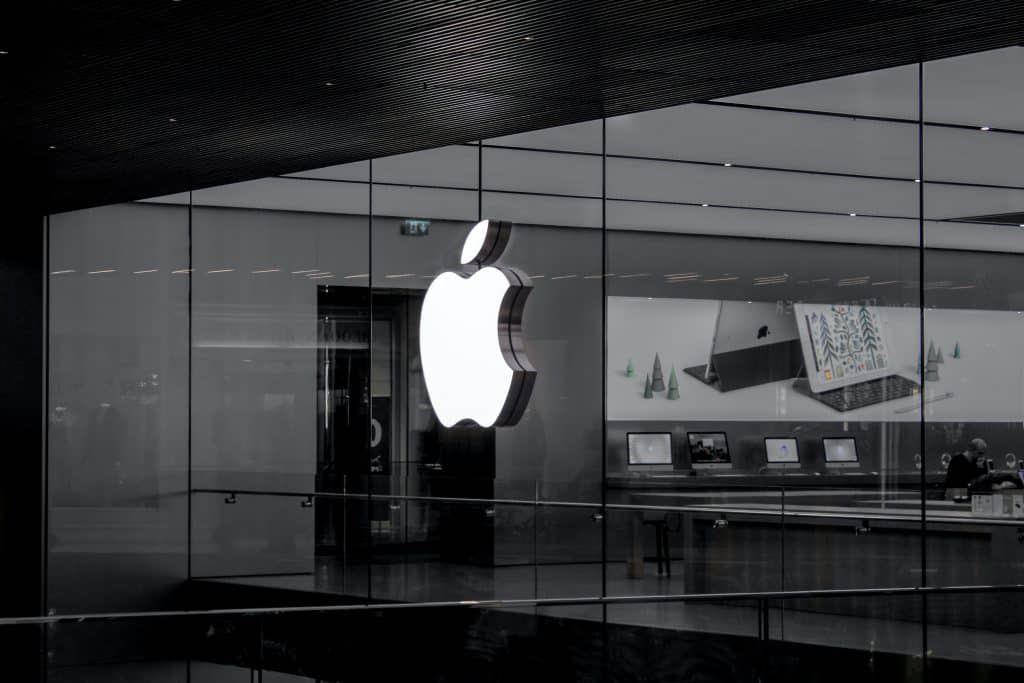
left=419, top=219, right=535, bottom=428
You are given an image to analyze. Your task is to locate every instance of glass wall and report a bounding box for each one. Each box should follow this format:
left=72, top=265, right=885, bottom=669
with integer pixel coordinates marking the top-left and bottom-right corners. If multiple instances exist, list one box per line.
left=37, top=44, right=1024, bottom=679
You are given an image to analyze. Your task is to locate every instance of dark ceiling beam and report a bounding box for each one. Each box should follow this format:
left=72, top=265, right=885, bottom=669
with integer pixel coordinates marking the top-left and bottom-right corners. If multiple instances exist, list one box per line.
left=1, top=0, right=1022, bottom=213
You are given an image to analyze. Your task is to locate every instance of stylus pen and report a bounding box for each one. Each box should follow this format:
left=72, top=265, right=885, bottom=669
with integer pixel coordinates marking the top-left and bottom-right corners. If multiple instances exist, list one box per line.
left=893, top=391, right=954, bottom=414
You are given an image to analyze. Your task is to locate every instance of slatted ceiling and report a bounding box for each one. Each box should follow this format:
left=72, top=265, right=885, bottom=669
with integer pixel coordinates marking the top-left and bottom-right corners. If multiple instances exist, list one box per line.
left=3, top=1, right=1024, bottom=213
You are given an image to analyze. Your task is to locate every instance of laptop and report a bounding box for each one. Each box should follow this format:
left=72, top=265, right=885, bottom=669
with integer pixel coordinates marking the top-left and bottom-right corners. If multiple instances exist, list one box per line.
left=687, top=431, right=732, bottom=470
left=627, top=432, right=674, bottom=472
left=684, top=300, right=803, bottom=392
left=764, top=437, right=801, bottom=470
left=792, top=303, right=919, bottom=412
left=823, top=437, right=860, bottom=469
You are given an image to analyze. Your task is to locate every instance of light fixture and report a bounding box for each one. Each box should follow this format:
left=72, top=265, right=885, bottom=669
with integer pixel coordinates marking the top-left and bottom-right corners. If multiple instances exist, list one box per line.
left=133, top=269, right=159, bottom=274
left=523, top=36, right=534, bottom=41
left=324, top=81, right=335, bottom=87
left=723, top=162, right=732, bottom=167
left=980, top=126, right=991, bottom=131
left=849, top=213, right=857, bottom=217
left=168, top=117, right=177, bottom=122
left=420, top=219, right=534, bottom=428
left=701, top=203, right=709, bottom=207
left=207, top=268, right=233, bottom=274
left=914, top=179, right=921, bottom=183
left=0, top=50, right=8, bottom=55
left=48, top=145, right=56, bottom=150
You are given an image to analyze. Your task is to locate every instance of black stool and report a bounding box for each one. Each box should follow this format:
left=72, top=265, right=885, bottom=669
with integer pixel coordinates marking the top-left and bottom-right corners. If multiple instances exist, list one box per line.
left=642, top=516, right=671, bottom=576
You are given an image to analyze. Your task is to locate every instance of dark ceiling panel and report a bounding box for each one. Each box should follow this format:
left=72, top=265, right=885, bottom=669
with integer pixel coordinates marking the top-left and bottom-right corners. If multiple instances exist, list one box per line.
left=2, top=0, right=1023, bottom=213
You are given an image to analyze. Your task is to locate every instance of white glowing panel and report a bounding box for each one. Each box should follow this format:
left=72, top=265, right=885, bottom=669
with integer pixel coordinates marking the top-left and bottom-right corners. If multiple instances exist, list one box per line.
left=460, top=219, right=490, bottom=264
left=421, top=218, right=534, bottom=428
left=420, top=267, right=515, bottom=427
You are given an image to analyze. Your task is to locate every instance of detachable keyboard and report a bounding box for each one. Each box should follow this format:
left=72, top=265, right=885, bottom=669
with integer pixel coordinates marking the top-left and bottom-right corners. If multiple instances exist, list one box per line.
left=793, top=375, right=919, bottom=412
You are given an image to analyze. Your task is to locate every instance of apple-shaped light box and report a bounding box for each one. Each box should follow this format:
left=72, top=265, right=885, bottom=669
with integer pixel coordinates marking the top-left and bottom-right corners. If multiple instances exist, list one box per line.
left=420, top=219, right=536, bottom=428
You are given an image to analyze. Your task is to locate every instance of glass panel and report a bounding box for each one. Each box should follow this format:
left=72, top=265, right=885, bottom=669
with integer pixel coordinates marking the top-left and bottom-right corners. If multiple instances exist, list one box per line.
left=48, top=203, right=189, bottom=614
left=923, top=45, right=1024, bottom=601
left=368, top=128, right=605, bottom=605
left=605, top=62, right=923, bottom=596
left=188, top=178, right=369, bottom=597
left=769, top=593, right=925, bottom=682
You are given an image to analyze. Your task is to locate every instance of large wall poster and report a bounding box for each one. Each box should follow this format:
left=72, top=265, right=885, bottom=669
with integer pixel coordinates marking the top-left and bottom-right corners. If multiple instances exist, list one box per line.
left=607, top=296, right=1024, bottom=423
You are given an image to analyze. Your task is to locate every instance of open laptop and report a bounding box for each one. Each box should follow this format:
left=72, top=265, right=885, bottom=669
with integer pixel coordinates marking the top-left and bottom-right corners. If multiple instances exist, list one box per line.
left=792, top=303, right=918, bottom=412
left=765, top=437, right=801, bottom=470
left=687, top=432, right=732, bottom=470
left=683, top=300, right=803, bottom=392
left=823, top=437, right=860, bottom=469
left=627, top=432, right=674, bottom=472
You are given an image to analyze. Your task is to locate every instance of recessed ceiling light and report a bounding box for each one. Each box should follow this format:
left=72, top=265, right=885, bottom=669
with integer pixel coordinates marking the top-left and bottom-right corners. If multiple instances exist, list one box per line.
left=914, top=178, right=921, bottom=183
left=980, top=126, right=991, bottom=131
left=701, top=203, right=709, bottom=207
left=523, top=36, right=534, bottom=41
left=849, top=213, right=857, bottom=217
left=0, top=50, right=8, bottom=55
left=48, top=145, right=56, bottom=150
left=723, top=162, right=732, bottom=167
left=324, top=81, right=335, bottom=87
left=168, top=117, right=177, bottom=122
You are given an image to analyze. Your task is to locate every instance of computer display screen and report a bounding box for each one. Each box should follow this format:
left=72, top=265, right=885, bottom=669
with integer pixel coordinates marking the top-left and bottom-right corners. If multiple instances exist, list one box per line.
left=627, top=432, right=673, bottom=465
left=765, top=437, right=800, bottom=464
left=823, top=437, right=859, bottom=463
left=793, top=303, right=893, bottom=392
left=687, top=432, right=731, bottom=466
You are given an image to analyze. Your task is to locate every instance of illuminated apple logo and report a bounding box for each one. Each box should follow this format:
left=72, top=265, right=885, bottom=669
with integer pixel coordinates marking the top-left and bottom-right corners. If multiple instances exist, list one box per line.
left=420, top=219, right=535, bottom=428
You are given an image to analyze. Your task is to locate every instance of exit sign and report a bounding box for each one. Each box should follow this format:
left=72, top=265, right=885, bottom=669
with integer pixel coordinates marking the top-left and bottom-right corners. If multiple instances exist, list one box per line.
left=400, top=219, right=431, bottom=236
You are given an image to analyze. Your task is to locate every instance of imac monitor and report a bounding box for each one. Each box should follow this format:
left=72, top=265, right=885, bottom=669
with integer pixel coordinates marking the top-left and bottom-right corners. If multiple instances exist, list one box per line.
left=684, top=300, right=802, bottom=392
left=687, top=432, right=732, bottom=470
left=627, top=432, right=673, bottom=471
left=764, top=437, right=801, bottom=470
left=823, top=437, right=860, bottom=469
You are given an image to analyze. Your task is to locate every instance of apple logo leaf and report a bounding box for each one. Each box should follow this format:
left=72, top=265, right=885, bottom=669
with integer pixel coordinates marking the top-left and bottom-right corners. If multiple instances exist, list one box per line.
left=420, top=219, right=536, bottom=428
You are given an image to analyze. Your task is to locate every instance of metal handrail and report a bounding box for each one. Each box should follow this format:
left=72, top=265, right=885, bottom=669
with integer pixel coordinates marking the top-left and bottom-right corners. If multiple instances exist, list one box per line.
left=5, top=582, right=1024, bottom=628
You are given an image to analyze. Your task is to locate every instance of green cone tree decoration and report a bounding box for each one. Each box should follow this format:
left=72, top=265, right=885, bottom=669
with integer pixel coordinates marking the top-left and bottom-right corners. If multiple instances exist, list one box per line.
left=642, top=373, right=654, bottom=399
left=651, top=353, right=665, bottom=392
left=626, top=358, right=635, bottom=377
left=666, top=367, right=680, bottom=400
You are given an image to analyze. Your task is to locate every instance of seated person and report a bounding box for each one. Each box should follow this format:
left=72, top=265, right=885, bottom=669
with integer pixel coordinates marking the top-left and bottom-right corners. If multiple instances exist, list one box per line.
left=944, top=438, right=989, bottom=499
